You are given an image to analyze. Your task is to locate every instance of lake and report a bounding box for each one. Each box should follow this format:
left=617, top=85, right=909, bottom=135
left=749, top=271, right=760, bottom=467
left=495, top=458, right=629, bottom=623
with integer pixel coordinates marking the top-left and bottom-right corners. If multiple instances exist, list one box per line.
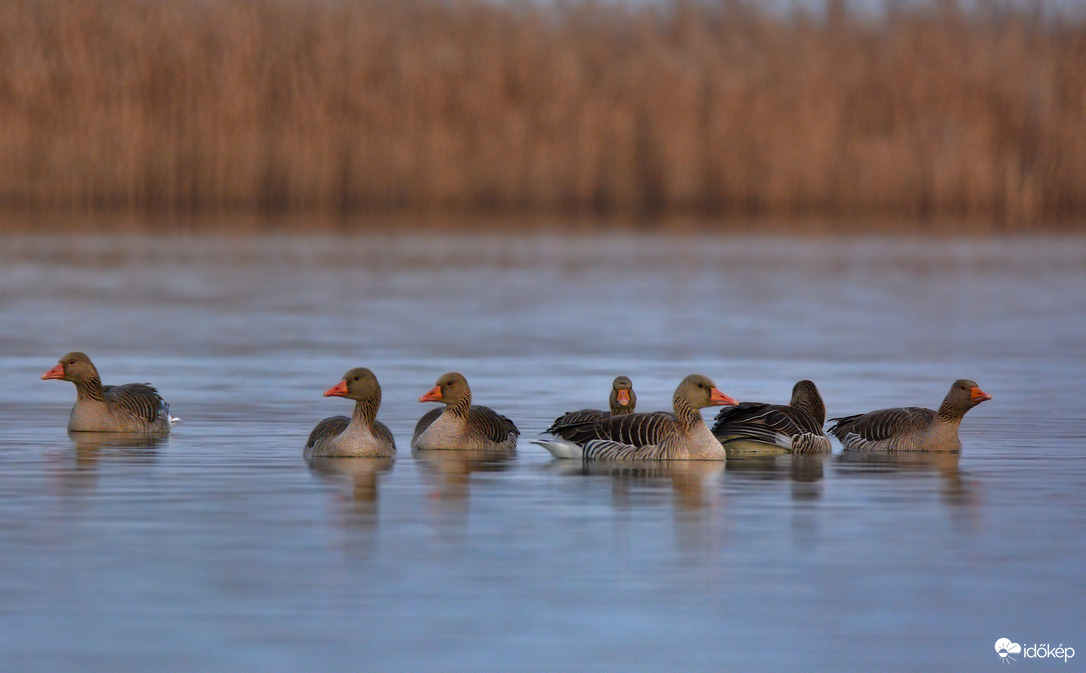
left=1, top=230, right=1083, bottom=671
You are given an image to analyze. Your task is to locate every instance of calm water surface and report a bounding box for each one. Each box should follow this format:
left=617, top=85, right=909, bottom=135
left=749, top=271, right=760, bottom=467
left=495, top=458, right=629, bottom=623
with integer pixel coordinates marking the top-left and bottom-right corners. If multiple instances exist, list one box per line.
left=1, top=231, right=1084, bottom=671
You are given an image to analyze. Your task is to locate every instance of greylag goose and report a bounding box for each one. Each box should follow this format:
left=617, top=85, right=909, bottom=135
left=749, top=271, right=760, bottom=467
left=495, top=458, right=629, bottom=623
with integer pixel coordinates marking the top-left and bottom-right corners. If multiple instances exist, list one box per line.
left=711, top=379, right=831, bottom=454
left=533, top=376, right=637, bottom=458
left=411, top=372, right=519, bottom=451
left=305, top=368, right=396, bottom=458
left=827, top=379, right=991, bottom=451
left=41, top=351, right=174, bottom=433
left=536, top=374, right=737, bottom=461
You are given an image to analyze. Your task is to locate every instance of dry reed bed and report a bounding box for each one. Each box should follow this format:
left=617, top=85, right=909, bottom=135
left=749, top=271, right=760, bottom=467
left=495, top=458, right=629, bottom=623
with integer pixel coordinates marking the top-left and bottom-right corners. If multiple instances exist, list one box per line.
left=1, top=0, right=1084, bottom=227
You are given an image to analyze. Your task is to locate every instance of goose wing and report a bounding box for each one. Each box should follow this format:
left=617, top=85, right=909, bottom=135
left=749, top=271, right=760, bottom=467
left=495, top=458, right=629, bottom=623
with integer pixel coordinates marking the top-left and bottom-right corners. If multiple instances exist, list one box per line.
left=546, top=408, right=607, bottom=434
left=102, top=383, right=168, bottom=424
left=411, top=408, right=443, bottom=446
left=593, top=411, right=678, bottom=448
left=306, top=415, right=350, bottom=449
left=713, top=402, right=825, bottom=443
left=372, top=419, right=397, bottom=450
left=468, top=405, right=520, bottom=443
left=828, top=406, right=935, bottom=442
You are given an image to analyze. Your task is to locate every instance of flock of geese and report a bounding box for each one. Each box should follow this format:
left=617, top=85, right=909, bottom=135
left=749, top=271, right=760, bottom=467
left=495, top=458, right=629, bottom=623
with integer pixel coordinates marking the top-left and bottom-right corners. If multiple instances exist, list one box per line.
left=41, top=352, right=992, bottom=460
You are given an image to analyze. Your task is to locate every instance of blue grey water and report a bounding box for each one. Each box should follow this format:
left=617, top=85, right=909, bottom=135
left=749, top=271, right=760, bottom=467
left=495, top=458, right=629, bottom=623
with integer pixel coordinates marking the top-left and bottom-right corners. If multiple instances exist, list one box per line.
left=0, top=230, right=1083, bottom=671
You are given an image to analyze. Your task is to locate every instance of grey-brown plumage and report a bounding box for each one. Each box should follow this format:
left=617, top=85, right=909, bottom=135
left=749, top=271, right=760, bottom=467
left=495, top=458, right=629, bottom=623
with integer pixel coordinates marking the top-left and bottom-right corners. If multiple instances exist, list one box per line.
left=306, top=367, right=396, bottom=458
left=542, top=375, right=637, bottom=437
left=711, top=379, right=831, bottom=453
left=537, top=374, right=737, bottom=461
left=827, top=379, right=991, bottom=452
left=411, top=372, right=519, bottom=451
left=41, top=351, right=173, bottom=433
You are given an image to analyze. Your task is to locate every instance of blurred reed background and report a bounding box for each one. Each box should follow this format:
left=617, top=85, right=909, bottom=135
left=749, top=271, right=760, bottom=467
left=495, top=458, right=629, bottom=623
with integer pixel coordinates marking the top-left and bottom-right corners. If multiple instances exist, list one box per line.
left=1, top=0, right=1084, bottom=230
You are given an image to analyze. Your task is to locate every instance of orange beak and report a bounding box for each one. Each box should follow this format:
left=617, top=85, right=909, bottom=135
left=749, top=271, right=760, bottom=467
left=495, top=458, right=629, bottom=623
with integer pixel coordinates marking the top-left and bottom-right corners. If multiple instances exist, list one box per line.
left=616, top=389, right=630, bottom=406
left=418, top=385, right=443, bottom=403
left=709, top=388, right=738, bottom=406
left=41, top=363, right=65, bottom=380
left=970, top=386, right=992, bottom=403
left=323, top=380, right=349, bottom=397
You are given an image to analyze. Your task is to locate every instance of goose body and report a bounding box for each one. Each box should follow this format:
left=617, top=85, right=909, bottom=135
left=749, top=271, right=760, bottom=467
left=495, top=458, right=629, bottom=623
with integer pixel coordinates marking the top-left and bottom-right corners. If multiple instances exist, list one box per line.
left=306, top=368, right=396, bottom=458
left=533, top=376, right=637, bottom=458
left=42, top=352, right=174, bottom=433
left=536, top=374, right=737, bottom=461
left=827, top=379, right=991, bottom=452
left=411, top=372, right=519, bottom=452
left=711, top=380, right=831, bottom=454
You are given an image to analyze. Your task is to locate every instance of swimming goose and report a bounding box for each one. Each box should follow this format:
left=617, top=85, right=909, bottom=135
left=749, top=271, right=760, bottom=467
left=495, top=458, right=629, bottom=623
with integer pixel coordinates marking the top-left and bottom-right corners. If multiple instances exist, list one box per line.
left=533, top=376, right=637, bottom=458
left=711, top=379, right=831, bottom=454
left=411, top=372, right=519, bottom=451
left=537, top=374, right=737, bottom=461
left=41, top=351, right=174, bottom=433
left=827, top=379, right=991, bottom=451
left=305, top=368, right=396, bottom=458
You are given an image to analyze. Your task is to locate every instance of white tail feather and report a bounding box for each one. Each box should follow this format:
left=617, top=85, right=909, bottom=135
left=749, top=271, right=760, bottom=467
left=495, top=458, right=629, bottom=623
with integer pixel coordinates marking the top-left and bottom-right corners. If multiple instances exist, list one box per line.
left=531, top=437, right=583, bottom=459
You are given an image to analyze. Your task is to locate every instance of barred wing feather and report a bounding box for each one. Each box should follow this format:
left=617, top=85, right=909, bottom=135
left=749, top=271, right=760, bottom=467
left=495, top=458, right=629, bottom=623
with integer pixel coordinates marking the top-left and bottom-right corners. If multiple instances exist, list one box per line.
left=103, top=383, right=168, bottom=424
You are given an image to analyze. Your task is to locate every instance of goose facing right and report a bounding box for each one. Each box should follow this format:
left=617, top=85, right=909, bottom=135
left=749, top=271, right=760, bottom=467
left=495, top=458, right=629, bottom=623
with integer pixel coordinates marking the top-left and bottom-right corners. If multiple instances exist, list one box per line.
left=411, top=372, right=519, bottom=451
left=711, top=379, right=831, bottom=454
left=537, top=374, right=737, bottom=461
left=305, top=368, right=396, bottom=458
left=827, top=379, right=991, bottom=452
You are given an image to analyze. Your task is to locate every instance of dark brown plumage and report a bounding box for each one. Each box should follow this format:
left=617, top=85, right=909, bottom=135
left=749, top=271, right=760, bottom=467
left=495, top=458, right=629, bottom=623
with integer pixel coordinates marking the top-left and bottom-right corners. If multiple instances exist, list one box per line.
left=542, top=375, right=637, bottom=440
left=711, top=379, right=831, bottom=453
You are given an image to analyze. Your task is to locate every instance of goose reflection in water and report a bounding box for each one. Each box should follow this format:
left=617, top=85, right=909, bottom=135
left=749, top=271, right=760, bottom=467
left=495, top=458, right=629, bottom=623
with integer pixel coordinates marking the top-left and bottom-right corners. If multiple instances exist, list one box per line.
left=548, top=459, right=726, bottom=510
left=306, top=456, right=396, bottom=522
left=723, top=453, right=829, bottom=504
left=51, top=431, right=165, bottom=494
left=833, top=450, right=974, bottom=507
left=413, top=447, right=516, bottom=522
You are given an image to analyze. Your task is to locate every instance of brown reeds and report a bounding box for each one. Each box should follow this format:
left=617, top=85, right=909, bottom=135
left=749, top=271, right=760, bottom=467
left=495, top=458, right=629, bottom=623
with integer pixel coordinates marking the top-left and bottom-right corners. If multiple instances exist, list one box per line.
left=0, top=0, right=1084, bottom=228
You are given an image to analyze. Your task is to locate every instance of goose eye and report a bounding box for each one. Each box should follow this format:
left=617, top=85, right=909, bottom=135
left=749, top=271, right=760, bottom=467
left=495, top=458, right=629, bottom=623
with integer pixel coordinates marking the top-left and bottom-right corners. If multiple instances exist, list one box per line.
left=353, top=376, right=360, bottom=381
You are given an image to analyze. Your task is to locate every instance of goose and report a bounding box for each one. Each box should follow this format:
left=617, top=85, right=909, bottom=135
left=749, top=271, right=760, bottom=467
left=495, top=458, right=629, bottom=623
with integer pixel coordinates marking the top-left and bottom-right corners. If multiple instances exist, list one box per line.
left=711, top=379, right=831, bottom=454
left=41, top=351, right=175, bottom=433
left=827, top=379, right=991, bottom=451
left=533, top=376, right=637, bottom=458
left=305, top=368, right=396, bottom=458
left=536, top=374, right=737, bottom=461
left=411, top=372, right=519, bottom=451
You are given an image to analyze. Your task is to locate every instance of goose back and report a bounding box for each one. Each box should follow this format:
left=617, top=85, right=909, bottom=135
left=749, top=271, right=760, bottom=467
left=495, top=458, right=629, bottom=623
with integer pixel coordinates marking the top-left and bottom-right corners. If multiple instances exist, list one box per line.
left=711, top=380, right=830, bottom=454
left=543, top=375, right=634, bottom=438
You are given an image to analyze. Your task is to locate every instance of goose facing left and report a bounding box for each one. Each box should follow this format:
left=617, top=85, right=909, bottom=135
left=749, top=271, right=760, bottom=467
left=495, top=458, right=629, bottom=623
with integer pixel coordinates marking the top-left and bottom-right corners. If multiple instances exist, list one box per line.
left=411, top=372, right=519, bottom=451
left=41, top=351, right=175, bottom=433
left=305, top=368, right=396, bottom=458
